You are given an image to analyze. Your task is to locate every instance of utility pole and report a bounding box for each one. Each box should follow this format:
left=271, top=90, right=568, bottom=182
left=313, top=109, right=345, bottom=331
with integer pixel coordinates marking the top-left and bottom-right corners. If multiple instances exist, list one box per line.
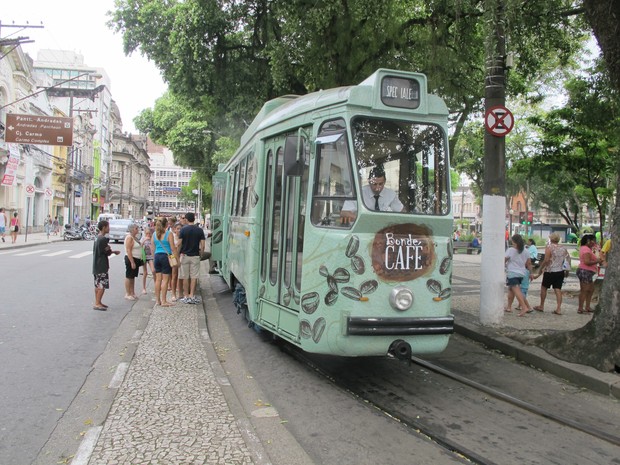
left=480, top=0, right=508, bottom=325
left=64, top=95, right=74, bottom=226
left=119, top=162, right=125, bottom=218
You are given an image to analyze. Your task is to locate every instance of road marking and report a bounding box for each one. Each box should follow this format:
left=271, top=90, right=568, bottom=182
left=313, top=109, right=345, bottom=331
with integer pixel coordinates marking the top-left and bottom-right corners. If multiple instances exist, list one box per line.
left=42, top=250, right=72, bottom=256
left=109, top=362, right=129, bottom=389
left=14, top=249, right=49, bottom=256
left=71, top=426, right=103, bottom=465
left=70, top=251, right=93, bottom=259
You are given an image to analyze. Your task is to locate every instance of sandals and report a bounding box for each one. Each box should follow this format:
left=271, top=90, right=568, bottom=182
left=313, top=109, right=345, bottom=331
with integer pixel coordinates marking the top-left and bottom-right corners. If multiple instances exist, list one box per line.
left=553, top=310, right=562, bottom=315
left=586, top=308, right=594, bottom=313
left=533, top=306, right=544, bottom=312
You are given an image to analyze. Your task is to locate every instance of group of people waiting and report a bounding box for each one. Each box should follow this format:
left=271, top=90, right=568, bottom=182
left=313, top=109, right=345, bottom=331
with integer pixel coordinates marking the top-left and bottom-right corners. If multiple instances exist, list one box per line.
left=504, top=232, right=610, bottom=316
left=92, top=212, right=206, bottom=311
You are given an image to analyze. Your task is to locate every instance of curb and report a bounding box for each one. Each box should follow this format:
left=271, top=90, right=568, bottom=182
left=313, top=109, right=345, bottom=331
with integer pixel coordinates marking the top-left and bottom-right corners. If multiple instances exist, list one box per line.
left=199, top=269, right=316, bottom=465
left=453, top=313, right=620, bottom=399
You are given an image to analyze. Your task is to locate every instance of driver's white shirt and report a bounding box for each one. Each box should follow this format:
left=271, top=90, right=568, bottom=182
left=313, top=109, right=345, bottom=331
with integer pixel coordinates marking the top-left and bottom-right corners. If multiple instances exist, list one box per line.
left=342, top=184, right=403, bottom=212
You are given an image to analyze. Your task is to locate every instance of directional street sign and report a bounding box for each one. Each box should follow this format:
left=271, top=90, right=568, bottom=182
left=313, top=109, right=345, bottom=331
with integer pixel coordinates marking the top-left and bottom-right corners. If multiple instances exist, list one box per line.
left=4, top=113, right=73, bottom=146
left=484, top=105, right=514, bottom=137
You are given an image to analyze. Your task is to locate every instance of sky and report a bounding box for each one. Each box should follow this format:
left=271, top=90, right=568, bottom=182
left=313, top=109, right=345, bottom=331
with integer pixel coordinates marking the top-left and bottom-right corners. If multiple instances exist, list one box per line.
left=1, top=0, right=168, bottom=133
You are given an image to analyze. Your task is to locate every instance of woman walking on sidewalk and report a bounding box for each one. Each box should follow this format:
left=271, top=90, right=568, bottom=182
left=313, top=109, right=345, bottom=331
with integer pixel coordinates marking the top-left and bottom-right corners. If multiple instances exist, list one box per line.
left=153, top=217, right=178, bottom=307
left=9, top=211, right=19, bottom=244
left=576, top=234, right=602, bottom=314
left=505, top=234, right=534, bottom=317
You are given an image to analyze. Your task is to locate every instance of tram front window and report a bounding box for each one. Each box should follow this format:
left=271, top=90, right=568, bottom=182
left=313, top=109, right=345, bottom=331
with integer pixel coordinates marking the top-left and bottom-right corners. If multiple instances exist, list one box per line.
left=350, top=117, right=450, bottom=216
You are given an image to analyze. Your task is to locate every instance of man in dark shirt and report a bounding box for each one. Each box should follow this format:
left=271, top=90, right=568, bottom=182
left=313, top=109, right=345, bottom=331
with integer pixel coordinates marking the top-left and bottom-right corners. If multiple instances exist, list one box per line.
left=178, top=212, right=206, bottom=304
left=92, top=220, right=120, bottom=311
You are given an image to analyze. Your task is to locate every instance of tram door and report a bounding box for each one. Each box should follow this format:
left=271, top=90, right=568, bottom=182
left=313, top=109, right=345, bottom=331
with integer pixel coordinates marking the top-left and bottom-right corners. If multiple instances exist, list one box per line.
left=260, top=132, right=309, bottom=318
left=210, top=172, right=228, bottom=267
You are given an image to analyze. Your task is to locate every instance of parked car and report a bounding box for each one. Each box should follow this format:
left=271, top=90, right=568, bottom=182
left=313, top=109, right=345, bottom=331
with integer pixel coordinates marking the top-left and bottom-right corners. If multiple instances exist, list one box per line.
left=108, top=219, right=136, bottom=243
left=97, top=213, right=121, bottom=223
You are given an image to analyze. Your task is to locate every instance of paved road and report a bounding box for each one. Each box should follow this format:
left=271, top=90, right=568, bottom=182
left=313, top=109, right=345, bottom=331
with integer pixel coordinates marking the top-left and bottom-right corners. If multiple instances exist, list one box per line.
left=0, top=240, right=136, bottom=465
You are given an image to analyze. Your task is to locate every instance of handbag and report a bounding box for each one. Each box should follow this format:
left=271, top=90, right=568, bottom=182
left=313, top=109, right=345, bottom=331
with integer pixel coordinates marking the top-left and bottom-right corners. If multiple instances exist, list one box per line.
left=168, top=254, right=178, bottom=267
left=141, top=246, right=147, bottom=262
left=10, top=225, right=16, bottom=232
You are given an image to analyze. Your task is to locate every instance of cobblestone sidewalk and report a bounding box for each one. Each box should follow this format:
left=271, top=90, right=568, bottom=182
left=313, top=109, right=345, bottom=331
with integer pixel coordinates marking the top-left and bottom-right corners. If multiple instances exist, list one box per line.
left=88, top=303, right=255, bottom=465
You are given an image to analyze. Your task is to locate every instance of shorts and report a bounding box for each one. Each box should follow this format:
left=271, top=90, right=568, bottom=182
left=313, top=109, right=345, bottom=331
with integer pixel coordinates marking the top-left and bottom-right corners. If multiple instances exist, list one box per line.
left=125, top=256, right=144, bottom=279
left=576, top=268, right=596, bottom=283
left=179, top=255, right=201, bottom=279
left=94, top=273, right=110, bottom=289
left=0, top=226, right=5, bottom=234
left=154, top=253, right=172, bottom=275
left=506, top=276, right=523, bottom=287
left=542, top=270, right=565, bottom=289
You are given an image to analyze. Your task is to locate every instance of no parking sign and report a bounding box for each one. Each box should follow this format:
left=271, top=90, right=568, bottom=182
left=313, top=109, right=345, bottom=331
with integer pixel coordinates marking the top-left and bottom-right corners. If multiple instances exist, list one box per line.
left=485, top=105, right=514, bottom=137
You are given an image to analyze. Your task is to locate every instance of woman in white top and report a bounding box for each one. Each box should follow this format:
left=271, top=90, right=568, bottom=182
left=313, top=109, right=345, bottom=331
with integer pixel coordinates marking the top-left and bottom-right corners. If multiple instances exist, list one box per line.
left=505, top=234, right=533, bottom=316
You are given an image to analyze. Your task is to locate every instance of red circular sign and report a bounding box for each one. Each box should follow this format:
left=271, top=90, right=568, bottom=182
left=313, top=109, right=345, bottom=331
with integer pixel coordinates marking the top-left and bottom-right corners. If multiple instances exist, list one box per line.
left=485, top=105, right=514, bottom=137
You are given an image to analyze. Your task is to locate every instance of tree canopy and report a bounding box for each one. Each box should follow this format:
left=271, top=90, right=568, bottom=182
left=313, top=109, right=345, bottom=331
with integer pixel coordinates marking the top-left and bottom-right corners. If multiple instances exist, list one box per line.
left=109, top=0, right=586, bottom=169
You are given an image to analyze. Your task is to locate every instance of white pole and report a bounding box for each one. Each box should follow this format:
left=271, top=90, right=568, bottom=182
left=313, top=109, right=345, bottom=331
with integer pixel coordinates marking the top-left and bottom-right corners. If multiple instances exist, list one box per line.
left=480, top=194, right=506, bottom=325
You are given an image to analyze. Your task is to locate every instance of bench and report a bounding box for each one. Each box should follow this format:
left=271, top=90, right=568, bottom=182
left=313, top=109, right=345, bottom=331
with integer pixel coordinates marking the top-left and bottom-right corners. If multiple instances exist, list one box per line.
left=453, top=241, right=481, bottom=254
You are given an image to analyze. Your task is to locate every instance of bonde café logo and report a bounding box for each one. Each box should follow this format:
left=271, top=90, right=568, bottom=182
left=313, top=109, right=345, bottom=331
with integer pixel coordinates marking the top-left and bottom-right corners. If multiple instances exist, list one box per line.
left=371, top=224, right=435, bottom=282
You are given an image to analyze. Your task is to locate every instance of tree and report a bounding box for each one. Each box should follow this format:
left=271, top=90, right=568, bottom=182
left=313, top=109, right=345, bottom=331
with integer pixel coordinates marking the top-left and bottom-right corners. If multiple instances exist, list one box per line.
left=536, top=0, right=620, bottom=372
left=111, top=0, right=585, bottom=161
left=524, top=66, right=618, bottom=233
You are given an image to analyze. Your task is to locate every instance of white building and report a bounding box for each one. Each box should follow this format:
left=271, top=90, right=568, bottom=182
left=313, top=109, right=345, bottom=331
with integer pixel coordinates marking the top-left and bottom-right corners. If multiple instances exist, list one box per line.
left=0, top=47, right=57, bottom=230
left=147, top=139, right=195, bottom=217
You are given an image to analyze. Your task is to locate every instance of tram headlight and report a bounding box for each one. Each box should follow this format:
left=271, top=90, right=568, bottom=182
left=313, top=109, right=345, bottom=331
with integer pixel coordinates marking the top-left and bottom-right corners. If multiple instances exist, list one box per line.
left=389, top=286, right=414, bottom=311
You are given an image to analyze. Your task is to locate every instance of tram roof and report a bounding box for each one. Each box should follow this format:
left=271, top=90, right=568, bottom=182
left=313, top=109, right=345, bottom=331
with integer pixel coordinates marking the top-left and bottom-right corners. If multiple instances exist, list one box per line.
left=236, top=68, right=447, bottom=155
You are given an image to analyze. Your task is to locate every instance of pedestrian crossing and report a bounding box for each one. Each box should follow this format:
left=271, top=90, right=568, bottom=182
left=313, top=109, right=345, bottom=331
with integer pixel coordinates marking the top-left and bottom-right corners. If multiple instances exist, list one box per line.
left=1, top=248, right=119, bottom=259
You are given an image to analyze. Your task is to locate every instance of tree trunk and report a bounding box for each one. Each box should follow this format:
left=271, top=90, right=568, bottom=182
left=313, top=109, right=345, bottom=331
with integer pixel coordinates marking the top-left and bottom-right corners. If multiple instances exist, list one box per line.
left=537, top=1, right=620, bottom=372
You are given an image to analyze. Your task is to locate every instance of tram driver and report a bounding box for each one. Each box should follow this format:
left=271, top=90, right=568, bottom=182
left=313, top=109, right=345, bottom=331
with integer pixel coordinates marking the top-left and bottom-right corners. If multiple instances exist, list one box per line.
left=340, top=166, right=404, bottom=223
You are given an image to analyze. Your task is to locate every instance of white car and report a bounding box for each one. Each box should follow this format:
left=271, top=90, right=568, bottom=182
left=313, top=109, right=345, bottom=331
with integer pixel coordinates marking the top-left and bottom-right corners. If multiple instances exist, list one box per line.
left=108, top=219, right=137, bottom=243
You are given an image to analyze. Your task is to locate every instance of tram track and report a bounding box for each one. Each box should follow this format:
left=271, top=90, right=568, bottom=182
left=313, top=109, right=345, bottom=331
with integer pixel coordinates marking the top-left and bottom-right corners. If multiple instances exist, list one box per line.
left=284, top=345, right=500, bottom=465
left=410, top=356, right=620, bottom=448
left=281, top=342, right=620, bottom=465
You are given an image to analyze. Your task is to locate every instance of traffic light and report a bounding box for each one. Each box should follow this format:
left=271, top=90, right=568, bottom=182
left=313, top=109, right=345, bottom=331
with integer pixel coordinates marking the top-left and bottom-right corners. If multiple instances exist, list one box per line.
left=527, top=211, right=533, bottom=225
left=519, top=212, right=525, bottom=224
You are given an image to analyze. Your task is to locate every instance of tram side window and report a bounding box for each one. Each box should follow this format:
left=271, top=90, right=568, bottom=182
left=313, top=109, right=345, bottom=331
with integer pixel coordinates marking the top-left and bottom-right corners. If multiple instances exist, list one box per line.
left=311, top=119, right=356, bottom=229
left=230, top=165, right=239, bottom=216
left=242, top=151, right=255, bottom=216
left=237, top=158, right=247, bottom=216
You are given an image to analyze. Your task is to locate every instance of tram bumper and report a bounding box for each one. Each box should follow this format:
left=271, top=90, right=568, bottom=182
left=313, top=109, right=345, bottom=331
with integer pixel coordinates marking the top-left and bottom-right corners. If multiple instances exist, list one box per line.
left=346, top=316, right=454, bottom=336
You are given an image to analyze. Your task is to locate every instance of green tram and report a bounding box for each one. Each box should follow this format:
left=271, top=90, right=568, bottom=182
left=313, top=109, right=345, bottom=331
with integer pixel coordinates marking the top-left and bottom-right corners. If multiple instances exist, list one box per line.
left=210, top=69, right=454, bottom=359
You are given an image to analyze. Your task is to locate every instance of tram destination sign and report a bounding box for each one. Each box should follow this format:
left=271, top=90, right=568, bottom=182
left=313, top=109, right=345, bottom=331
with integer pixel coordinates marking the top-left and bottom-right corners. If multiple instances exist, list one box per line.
left=381, top=76, right=420, bottom=109
left=4, top=113, right=73, bottom=146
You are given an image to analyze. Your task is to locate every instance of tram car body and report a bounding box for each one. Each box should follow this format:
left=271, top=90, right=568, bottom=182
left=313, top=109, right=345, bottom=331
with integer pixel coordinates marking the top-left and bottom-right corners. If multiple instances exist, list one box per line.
left=211, top=69, right=454, bottom=358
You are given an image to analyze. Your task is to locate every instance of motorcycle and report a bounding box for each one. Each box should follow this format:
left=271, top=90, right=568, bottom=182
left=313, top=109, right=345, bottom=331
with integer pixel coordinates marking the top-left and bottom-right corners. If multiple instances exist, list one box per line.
left=79, top=224, right=96, bottom=240
left=63, top=224, right=83, bottom=241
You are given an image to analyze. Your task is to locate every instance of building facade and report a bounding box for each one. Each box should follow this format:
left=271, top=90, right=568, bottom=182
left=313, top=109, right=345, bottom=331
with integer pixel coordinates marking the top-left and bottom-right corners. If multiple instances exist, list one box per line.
left=1, top=44, right=151, bottom=230
left=147, top=139, right=195, bottom=217
left=106, top=127, right=151, bottom=219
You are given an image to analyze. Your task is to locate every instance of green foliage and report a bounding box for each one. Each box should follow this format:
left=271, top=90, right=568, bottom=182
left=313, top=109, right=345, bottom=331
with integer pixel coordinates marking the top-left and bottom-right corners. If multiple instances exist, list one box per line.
left=111, top=0, right=588, bottom=163
left=523, top=61, right=620, bottom=231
